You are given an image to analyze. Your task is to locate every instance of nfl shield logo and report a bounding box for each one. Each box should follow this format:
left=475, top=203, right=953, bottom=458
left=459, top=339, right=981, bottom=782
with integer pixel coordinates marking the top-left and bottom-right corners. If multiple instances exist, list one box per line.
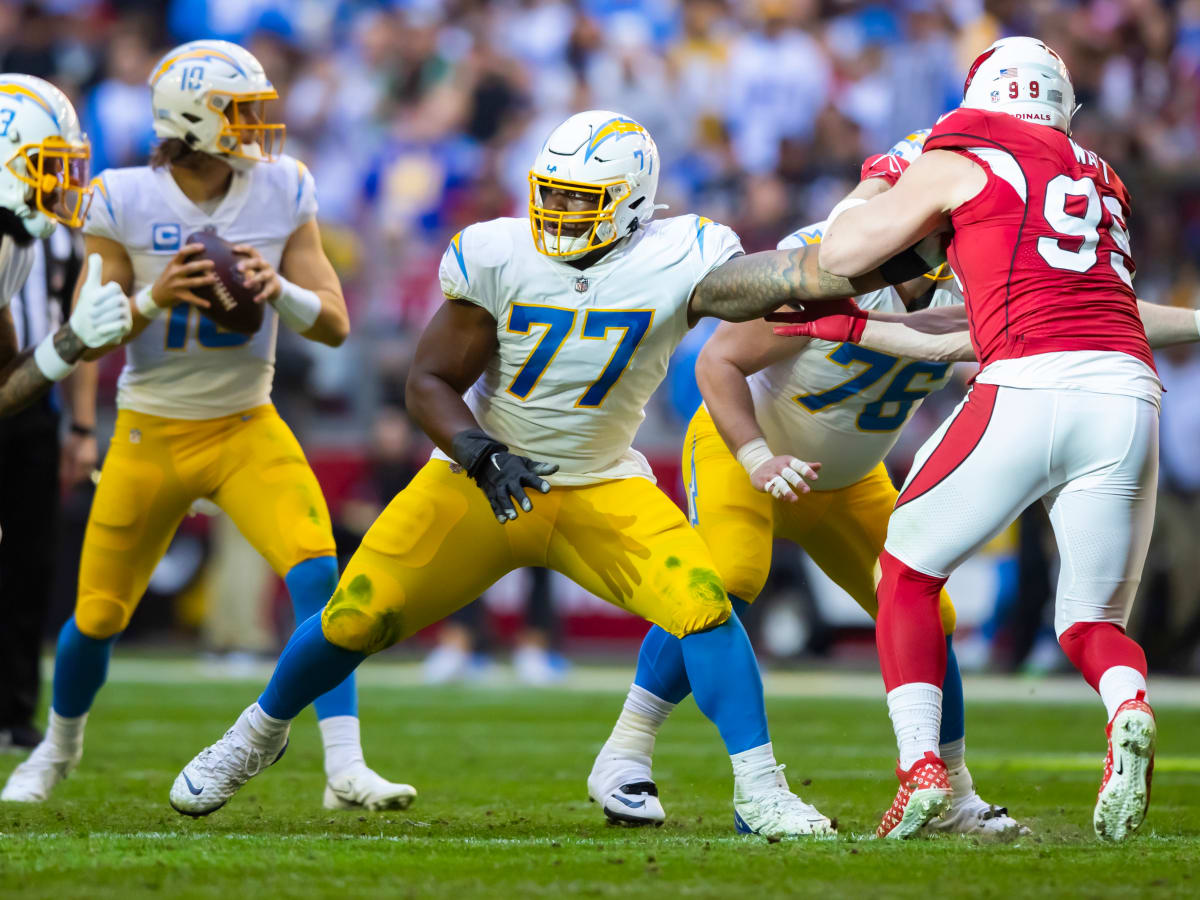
left=575, top=277, right=589, bottom=293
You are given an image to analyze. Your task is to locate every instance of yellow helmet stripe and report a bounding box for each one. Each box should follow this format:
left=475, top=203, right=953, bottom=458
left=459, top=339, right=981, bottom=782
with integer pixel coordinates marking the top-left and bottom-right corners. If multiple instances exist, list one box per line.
left=0, top=83, right=57, bottom=125
left=150, top=48, right=247, bottom=86
left=585, top=118, right=646, bottom=161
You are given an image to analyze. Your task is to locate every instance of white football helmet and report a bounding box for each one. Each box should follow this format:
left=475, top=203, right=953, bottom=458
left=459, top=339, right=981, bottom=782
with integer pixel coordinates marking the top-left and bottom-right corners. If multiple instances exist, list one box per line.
left=148, top=40, right=284, bottom=170
left=529, top=110, right=661, bottom=259
left=0, top=74, right=90, bottom=238
left=961, top=36, right=1077, bottom=134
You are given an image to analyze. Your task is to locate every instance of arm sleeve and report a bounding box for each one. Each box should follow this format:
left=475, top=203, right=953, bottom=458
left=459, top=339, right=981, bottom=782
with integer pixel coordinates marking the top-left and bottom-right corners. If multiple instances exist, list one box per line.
left=83, top=172, right=119, bottom=242
left=294, top=160, right=318, bottom=226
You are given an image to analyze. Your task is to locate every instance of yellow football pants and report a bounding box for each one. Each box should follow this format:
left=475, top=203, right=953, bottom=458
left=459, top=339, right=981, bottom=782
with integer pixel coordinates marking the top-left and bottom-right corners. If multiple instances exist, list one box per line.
left=320, top=461, right=731, bottom=654
left=76, top=405, right=336, bottom=638
left=683, top=406, right=956, bottom=634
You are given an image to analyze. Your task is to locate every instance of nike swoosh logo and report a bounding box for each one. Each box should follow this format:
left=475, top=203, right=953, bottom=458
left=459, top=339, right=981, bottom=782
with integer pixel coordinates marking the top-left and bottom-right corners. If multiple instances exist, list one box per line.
left=183, top=772, right=204, bottom=795
left=611, top=794, right=646, bottom=809
left=1115, top=758, right=1123, bottom=776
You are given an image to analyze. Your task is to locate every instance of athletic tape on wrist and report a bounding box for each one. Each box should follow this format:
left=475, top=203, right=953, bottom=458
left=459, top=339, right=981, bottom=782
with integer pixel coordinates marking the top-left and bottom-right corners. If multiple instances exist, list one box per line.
left=273, top=276, right=322, bottom=333
left=34, top=333, right=75, bottom=382
left=134, top=285, right=164, bottom=320
left=735, top=438, right=774, bottom=477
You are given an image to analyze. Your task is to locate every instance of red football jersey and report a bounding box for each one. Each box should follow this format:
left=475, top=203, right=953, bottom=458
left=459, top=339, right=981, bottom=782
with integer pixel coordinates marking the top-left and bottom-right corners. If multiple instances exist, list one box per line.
left=925, top=107, right=1154, bottom=372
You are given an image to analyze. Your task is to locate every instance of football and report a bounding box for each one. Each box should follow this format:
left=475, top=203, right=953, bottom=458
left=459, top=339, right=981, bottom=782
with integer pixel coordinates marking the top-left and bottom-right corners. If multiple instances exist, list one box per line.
left=185, top=229, right=264, bottom=336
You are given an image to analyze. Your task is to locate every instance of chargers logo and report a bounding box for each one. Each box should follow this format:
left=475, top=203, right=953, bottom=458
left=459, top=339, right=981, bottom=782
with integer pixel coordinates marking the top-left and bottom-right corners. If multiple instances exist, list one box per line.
left=152, top=223, right=181, bottom=251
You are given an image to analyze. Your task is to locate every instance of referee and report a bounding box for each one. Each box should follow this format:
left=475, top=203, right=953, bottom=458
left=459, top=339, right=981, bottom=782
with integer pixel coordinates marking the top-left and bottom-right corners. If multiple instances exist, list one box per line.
left=0, top=225, right=84, bottom=752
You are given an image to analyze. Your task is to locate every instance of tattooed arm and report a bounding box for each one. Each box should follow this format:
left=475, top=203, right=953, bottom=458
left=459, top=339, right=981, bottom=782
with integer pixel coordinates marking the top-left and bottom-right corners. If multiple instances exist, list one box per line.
left=0, top=315, right=86, bottom=417
left=687, top=241, right=891, bottom=326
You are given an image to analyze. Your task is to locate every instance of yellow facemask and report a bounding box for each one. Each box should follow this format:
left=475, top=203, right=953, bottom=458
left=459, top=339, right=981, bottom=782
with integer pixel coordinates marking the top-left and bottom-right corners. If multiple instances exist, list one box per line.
left=528, top=172, right=631, bottom=257
left=6, top=135, right=92, bottom=228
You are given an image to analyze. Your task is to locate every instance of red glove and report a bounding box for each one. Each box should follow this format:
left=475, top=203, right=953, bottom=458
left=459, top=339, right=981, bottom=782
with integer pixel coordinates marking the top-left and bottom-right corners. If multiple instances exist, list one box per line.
left=766, top=298, right=869, bottom=342
left=860, top=152, right=910, bottom=187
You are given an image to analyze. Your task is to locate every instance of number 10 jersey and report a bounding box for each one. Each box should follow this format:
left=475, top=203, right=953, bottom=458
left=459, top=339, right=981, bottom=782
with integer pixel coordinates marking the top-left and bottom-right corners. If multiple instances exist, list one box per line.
left=438, top=215, right=742, bottom=485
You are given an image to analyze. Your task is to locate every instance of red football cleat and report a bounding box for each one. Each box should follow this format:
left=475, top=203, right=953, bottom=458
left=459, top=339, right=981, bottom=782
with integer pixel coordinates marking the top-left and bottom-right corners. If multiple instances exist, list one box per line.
left=1094, top=691, right=1156, bottom=841
left=876, top=751, right=952, bottom=839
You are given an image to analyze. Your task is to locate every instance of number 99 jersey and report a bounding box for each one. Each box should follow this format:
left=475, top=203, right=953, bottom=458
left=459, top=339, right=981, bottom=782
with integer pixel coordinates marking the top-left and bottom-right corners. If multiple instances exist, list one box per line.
left=84, top=155, right=317, bottom=418
left=438, top=215, right=742, bottom=485
left=747, top=221, right=961, bottom=490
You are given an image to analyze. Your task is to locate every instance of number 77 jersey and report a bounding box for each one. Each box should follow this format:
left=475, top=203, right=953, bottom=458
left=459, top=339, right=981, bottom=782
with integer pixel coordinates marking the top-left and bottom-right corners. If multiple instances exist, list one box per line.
left=437, top=215, right=742, bottom=485
left=925, top=107, right=1155, bottom=376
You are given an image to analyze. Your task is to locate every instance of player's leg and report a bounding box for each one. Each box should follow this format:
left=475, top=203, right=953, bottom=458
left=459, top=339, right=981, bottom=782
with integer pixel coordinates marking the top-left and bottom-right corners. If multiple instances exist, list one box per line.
left=874, top=384, right=1052, bottom=837
left=170, top=461, right=535, bottom=816
left=3, top=411, right=192, bottom=802
left=796, top=463, right=1024, bottom=836
left=591, top=408, right=775, bottom=824
left=552, top=477, right=831, bottom=838
left=209, top=405, right=409, bottom=809
left=1041, top=393, right=1159, bottom=841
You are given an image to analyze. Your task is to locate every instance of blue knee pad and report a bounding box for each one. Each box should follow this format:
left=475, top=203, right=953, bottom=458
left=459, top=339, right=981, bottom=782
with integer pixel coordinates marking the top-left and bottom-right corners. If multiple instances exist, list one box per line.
left=940, top=634, right=966, bottom=745
left=633, top=596, right=751, bottom=705
left=51, top=617, right=119, bottom=718
left=285, top=557, right=357, bottom=719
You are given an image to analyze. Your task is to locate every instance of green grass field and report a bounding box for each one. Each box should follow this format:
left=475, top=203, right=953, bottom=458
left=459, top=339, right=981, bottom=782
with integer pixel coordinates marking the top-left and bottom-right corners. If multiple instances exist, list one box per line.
left=1, top=662, right=1198, bottom=899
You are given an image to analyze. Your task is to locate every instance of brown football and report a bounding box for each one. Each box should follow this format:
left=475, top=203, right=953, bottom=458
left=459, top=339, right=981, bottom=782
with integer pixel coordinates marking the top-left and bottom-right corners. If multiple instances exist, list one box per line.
left=186, top=229, right=264, bottom=336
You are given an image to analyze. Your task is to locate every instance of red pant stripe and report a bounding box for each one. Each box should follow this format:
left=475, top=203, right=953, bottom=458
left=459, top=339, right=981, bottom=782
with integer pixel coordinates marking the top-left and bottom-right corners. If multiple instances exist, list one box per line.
left=896, top=382, right=999, bottom=509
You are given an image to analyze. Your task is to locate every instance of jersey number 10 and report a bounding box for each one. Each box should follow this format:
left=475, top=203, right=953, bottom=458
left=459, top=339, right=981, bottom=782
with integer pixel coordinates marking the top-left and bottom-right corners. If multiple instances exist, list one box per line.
left=165, top=305, right=252, bottom=350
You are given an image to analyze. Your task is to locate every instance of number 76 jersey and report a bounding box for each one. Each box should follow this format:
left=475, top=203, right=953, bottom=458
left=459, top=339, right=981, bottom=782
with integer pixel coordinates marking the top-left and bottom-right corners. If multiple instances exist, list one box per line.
left=438, top=215, right=742, bottom=485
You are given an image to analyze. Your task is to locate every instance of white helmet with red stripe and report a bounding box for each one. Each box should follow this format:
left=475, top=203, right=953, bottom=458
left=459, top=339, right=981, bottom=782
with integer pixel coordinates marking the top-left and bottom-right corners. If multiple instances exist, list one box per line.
left=961, top=37, right=1077, bottom=134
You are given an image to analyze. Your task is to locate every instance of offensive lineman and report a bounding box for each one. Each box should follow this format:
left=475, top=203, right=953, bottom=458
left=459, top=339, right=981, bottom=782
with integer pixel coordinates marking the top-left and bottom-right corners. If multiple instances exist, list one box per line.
left=2, top=42, right=412, bottom=811
left=169, top=109, right=910, bottom=836
left=0, top=75, right=130, bottom=416
left=588, top=133, right=1024, bottom=838
left=817, top=37, right=1162, bottom=841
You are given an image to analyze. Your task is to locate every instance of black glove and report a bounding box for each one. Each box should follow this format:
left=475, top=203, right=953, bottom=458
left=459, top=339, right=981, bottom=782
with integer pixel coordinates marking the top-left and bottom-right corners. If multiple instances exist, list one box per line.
left=451, top=429, right=559, bottom=524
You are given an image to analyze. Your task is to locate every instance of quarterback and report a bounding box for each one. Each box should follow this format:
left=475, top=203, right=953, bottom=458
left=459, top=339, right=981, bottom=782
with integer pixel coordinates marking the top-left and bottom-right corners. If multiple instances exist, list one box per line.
left=2, top=41, right=412, bottom=811
left=589, top=134, right=1023, bottom=838
left=170, top=109, right=908, bottom=837
left=0, top=75, right=130, bottom=416
left=819, top=37, right=1162, bottom=840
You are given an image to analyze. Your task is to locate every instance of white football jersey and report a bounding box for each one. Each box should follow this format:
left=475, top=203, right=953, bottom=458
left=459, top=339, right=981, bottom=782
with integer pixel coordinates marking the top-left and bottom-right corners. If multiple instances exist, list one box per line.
left=748, top=221, right=961, bottom=490
left=84, top=155, right=317, bottom=419
left=0, top=235, right=34, bottom=311
left=438, top=215, right=742, bottom=484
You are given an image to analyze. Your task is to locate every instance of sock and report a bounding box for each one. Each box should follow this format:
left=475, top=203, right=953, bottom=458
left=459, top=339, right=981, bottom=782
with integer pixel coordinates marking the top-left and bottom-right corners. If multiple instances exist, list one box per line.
left=238, top=702, right=291, bottom=747
left=875, top=550, right=948, bottom=690
left=45, top=709, right=87, bottom=756
left=258, top=612, right=366, bottom=721
left=680, top=612, right=769, bottom=755
left=50, top=617, right=119, bottom=719
left=938, top=737, right=972, bottom=797
left=1058, top=622, right=1148, bottom=714
left=319, top=715, right=366, bottom=777
left=285, top=557, right=358, bottom=720
left=730, top=741, right=779, bottom=792
left=599, top=685, right=675, bottom=771
left=939, top=635, right=966, bottom=746
left=1097, top=666, right=1148, bottom=722
left=633, top=595, right=751, bottom=705
left=887, top=682, right=943, bottom=770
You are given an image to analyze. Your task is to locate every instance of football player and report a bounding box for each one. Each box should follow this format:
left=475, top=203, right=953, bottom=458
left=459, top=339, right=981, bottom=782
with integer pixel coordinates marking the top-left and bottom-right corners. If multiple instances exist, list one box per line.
left=816, top=37, right=1161, bottom=840
left=0, top=75, right=130, bottom=416
left=588, top=133, right=1024, bottom=838
left=2, top=41, right=413, bottom=811
left=169, top=109, right=911, bottom=836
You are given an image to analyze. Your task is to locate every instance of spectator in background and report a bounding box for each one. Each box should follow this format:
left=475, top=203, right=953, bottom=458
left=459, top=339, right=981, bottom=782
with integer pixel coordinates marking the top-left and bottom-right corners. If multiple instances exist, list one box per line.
left=81, top=22, right=156, bottom=172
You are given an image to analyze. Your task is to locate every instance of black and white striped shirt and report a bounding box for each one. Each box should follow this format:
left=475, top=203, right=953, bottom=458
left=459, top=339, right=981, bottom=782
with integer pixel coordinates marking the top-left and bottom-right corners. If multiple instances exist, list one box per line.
left=8, top=226, right=81, bottom=351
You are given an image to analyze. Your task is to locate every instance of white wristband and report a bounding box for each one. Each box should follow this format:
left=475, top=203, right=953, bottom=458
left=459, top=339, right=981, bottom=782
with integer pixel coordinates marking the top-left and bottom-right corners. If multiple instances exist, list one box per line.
left=735, top=438, right=774, bottom=477
left=135, top=285, right=165, bottom=320
left=826, top=196, right=868, bottom=230
left=34, top=332, right=75, bottom=382
left=1194, top=309, right=1200, bottom=338
left=273, top=276, right=322, bottom=333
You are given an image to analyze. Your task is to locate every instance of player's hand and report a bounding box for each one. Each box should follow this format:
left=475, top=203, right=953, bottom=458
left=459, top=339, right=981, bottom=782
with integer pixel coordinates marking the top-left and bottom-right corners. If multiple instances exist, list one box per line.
left=60, top=429, right=97, bottom=488
left=451, top=428, right=559, bottom=524
left=150, top=244, right=215, bottom=310
left=71, top=253, right=133, bottom=348
left=861, top=152, right=910, bottom=187
left=767, top=298, right=869, bottom=341
left=233, top=244, right=282, bottom=304
left=749, top=455, right=821, bottom=501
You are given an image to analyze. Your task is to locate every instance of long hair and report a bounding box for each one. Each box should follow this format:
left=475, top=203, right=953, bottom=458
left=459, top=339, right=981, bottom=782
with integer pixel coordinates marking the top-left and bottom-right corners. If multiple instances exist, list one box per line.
left=149, top=138, right=210, bottom=170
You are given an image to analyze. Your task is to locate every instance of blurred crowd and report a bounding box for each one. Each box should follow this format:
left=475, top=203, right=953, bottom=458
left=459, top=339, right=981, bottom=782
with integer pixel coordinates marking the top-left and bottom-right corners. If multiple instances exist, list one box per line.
left=9, top=0, right=1200, bottom=671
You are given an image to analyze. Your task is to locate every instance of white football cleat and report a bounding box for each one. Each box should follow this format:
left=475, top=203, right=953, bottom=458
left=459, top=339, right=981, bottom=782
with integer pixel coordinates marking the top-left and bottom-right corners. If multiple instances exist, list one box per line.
left=0, top=739, right=81, bottom=802
left=733, top=765, right=835, bottom=838
left=587, top=751, right=665, bottom=826
left=921, top=790, right=1029, bottom=839
left=324, top=764, right=417, bottom=811
left=1094, top=693, right=1156, bottom=842
left=170, top=709, right=289, bottom=817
